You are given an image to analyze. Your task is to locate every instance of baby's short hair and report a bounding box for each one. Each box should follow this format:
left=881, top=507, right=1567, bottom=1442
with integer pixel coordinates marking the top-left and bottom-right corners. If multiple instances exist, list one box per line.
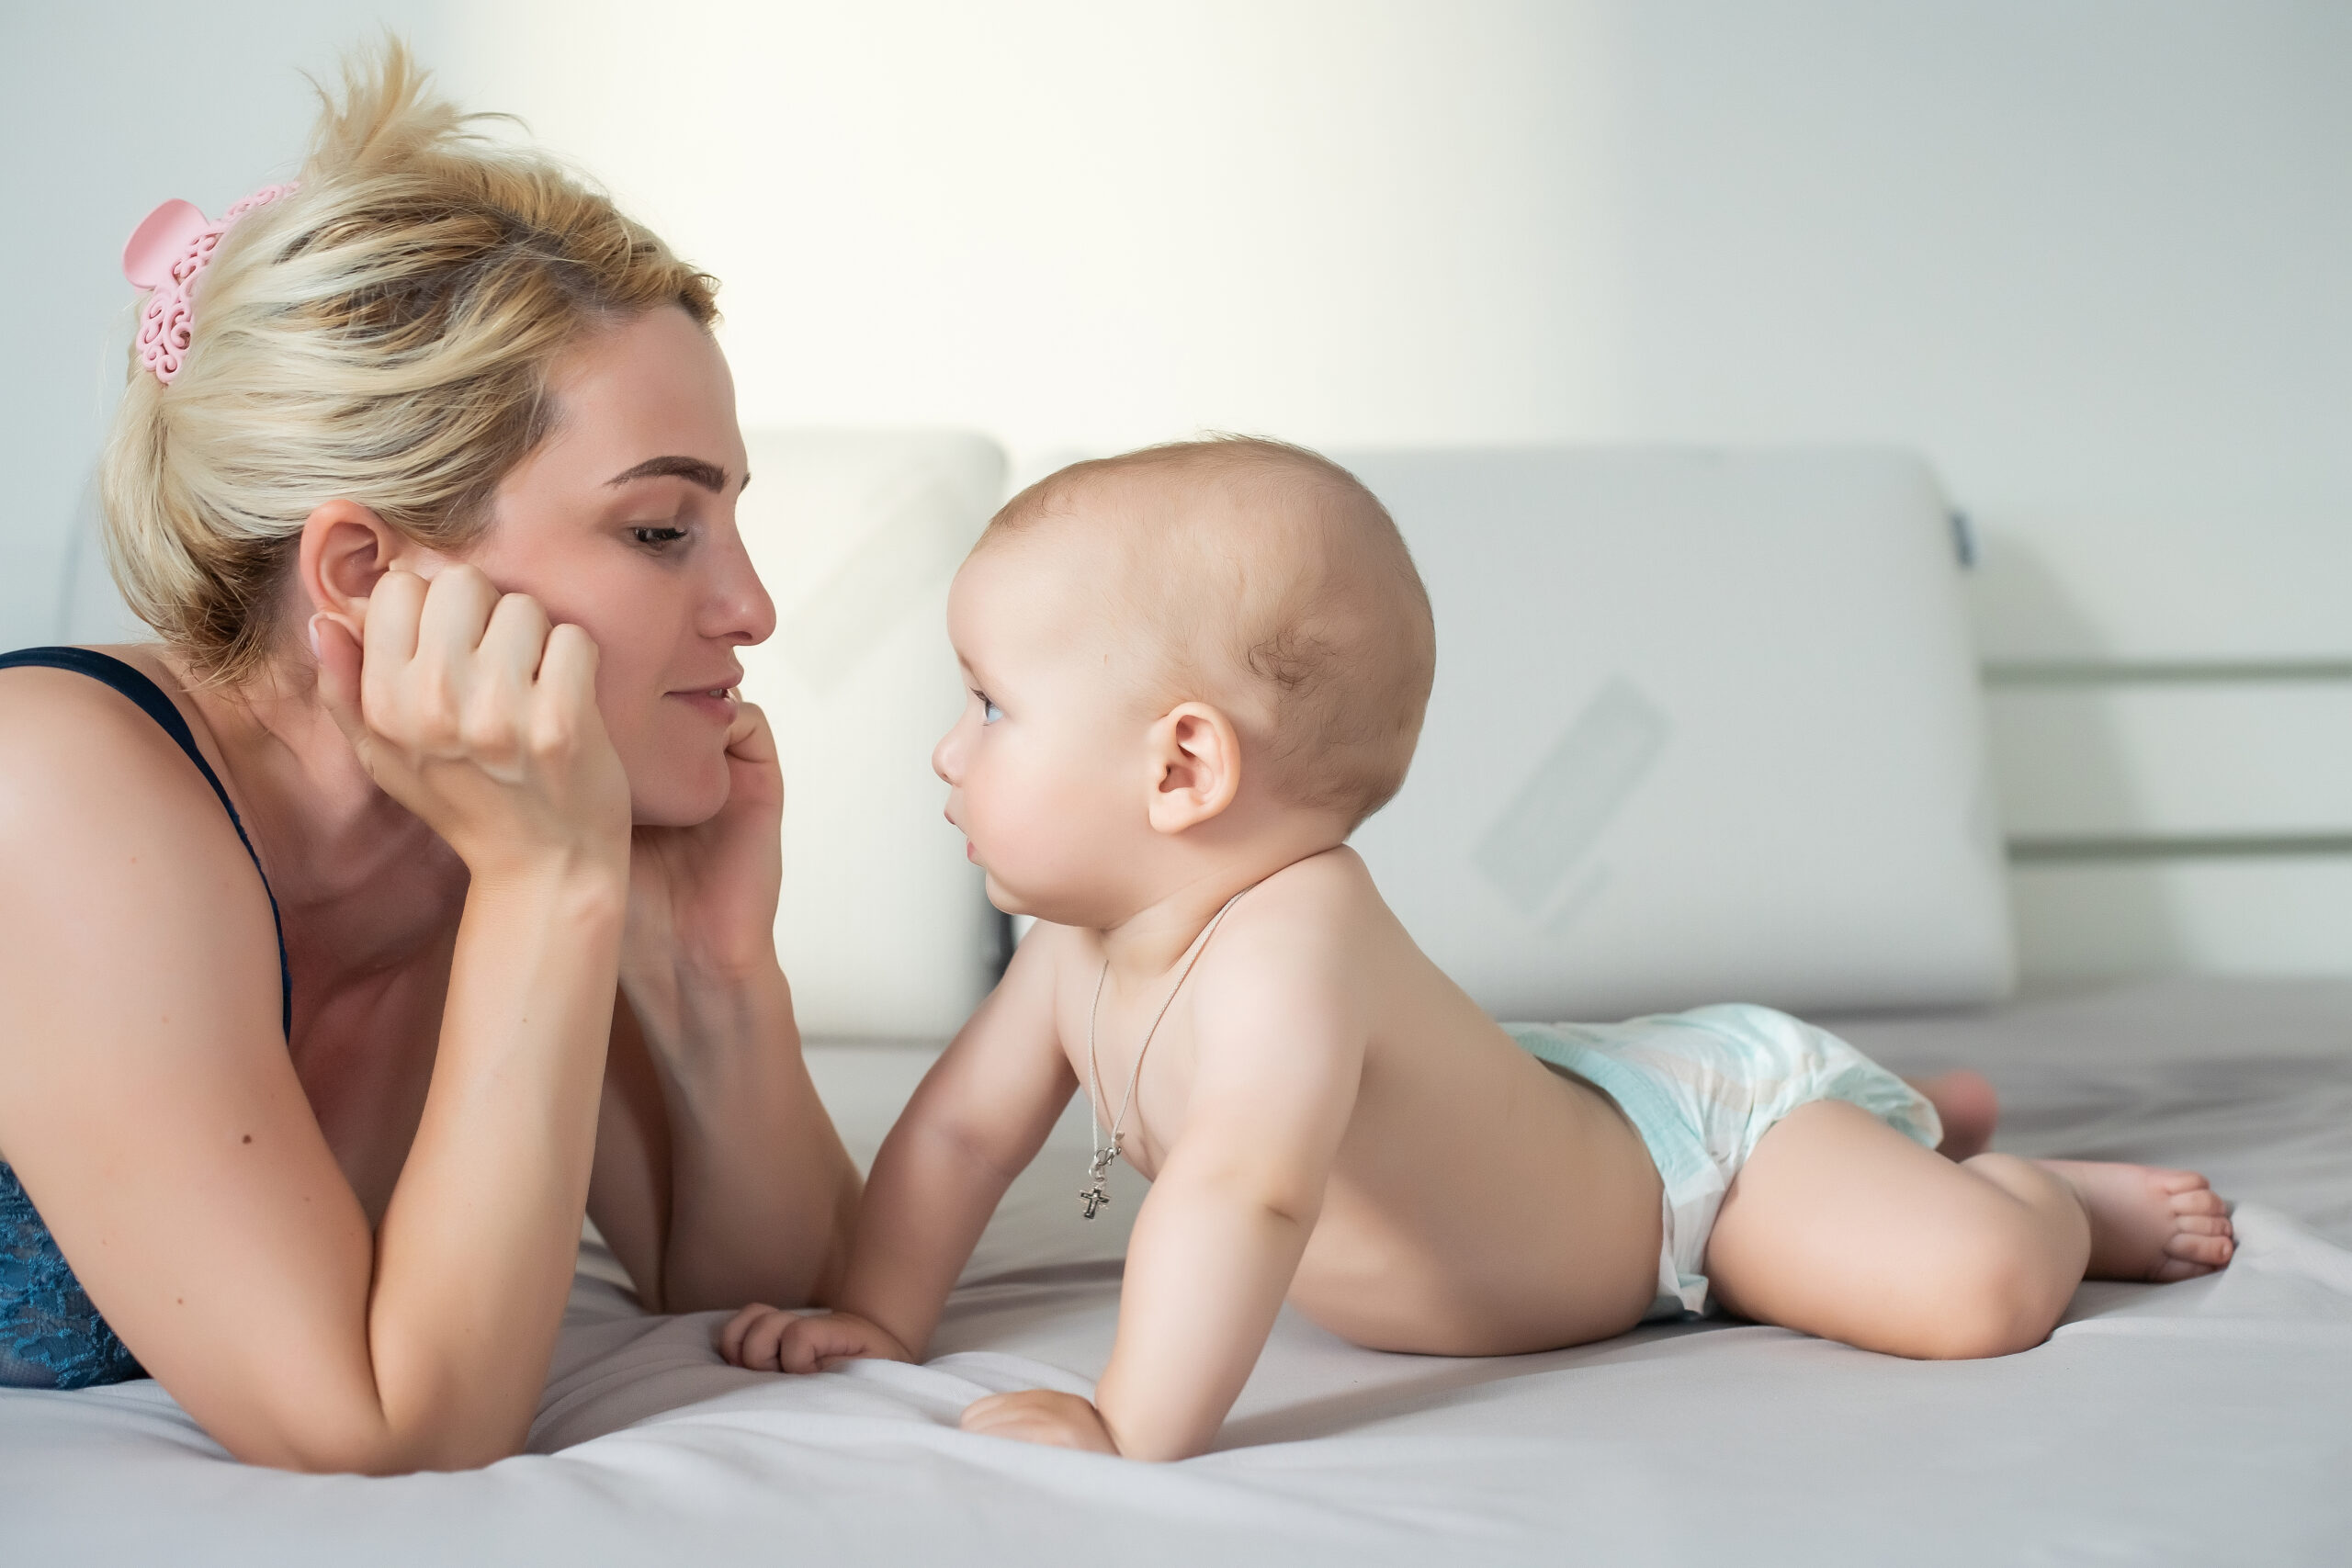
left=981, top=436, right=1436, bottom=829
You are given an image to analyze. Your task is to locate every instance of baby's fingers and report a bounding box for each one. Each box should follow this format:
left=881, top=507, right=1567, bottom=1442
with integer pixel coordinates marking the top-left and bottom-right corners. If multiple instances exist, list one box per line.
left=776, top=1314, right=877, bottom=1374
left=718, top=1303, right=789, bottom=1370
left=959, top=1390, right=1117, bottom=1453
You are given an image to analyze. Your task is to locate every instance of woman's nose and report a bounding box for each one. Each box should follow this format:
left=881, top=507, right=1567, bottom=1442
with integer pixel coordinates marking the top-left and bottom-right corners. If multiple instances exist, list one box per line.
left=703, top=529, right=778, bottom=646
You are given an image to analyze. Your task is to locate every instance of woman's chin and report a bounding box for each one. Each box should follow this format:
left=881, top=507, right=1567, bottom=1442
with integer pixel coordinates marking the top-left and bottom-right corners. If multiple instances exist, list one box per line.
left=627, top=761, right=733, bottom=829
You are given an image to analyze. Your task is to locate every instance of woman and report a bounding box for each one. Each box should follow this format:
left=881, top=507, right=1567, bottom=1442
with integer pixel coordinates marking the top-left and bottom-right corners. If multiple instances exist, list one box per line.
left=0, top=45, right=857, bottom=1472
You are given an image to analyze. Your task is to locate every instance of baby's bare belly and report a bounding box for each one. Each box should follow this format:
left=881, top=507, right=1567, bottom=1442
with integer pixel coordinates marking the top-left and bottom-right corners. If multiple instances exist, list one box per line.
left=1286, top=1059, right=1667, bottom=1357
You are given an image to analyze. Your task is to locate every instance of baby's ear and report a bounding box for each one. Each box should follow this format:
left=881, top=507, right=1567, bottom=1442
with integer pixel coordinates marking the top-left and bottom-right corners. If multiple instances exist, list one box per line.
left=1147, top=702, right=1243, bottom=833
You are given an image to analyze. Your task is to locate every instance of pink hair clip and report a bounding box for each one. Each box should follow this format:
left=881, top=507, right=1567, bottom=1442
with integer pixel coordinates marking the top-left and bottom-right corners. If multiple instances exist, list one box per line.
left=121, top=183, right=299, bottom=385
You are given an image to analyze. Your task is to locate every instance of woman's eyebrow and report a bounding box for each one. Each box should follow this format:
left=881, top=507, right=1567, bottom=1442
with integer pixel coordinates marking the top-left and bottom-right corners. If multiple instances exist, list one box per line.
left=606, top=455, right=729, bottom=491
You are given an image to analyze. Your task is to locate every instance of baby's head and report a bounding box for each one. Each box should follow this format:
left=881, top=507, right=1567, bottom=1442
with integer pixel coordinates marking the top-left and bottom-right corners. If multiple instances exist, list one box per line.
left=933, top=436, right=1435, bottom=926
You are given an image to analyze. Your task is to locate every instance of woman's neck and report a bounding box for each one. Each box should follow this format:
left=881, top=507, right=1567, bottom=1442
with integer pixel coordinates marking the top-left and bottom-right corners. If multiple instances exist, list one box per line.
left=164, top=646, right=469, bottom=982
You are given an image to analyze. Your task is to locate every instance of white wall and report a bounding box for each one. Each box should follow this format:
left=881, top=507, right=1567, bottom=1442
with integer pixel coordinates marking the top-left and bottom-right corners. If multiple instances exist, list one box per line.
left=0, top=2, right=448, bottom=646
left=10, top=2, right=2347, bottom=979
left=436, top=1, right=1623, bottom=460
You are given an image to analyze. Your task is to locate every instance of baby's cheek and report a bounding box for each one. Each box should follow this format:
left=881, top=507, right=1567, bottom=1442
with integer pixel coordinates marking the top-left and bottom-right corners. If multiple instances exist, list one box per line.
left=978, top=792, right=1048, bottom=860
left=984, top=784, right=1078, bottom=870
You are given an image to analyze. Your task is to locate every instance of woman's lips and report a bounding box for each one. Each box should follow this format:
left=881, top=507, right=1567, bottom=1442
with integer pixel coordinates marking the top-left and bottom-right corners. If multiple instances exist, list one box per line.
left=668, top=688, right=738, bottom=723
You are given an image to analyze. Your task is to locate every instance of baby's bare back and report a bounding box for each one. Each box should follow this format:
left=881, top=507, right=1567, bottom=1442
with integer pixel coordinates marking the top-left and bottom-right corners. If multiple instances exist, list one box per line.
left=1059, top=849, right=1666, bottom=1359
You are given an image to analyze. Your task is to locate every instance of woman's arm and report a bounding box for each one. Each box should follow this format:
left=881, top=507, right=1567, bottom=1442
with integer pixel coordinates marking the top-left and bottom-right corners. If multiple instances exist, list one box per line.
left=592, top=964, right=859, bottom=1312
left=585, top=699, right=862, bottom=1312
left=0, top=570, right=632, bottom=1473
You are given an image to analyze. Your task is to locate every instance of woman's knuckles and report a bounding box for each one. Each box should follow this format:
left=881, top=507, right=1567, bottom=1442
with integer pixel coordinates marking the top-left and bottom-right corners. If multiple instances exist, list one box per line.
left=457, top=701, right=525, bottom=762
left=334, top=580, right=625, bottom=864
left=413, top=705, right=468, bottom=758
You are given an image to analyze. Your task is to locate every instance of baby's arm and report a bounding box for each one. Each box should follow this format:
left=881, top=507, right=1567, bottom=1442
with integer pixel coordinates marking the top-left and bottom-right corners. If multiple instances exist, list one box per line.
left=721, top=927, right=1075, bottom=1371
left=971, top=941, right=1364, bottom=1461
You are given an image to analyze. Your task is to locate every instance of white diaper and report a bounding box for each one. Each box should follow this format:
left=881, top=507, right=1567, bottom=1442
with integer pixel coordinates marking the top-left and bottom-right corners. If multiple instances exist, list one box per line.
left=1508, top=1005, right=1943, bottom=1319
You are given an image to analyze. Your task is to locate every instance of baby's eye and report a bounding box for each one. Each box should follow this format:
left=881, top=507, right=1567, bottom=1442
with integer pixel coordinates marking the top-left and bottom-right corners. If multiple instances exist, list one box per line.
left=629, top=525, right=689, bottom=550
left=978, top=693, right=1003, bottom=725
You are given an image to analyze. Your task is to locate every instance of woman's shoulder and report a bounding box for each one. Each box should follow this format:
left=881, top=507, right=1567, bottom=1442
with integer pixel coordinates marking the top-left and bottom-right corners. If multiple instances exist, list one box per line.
left=2, top=640, right=156, bottom=707
left=0, top=642, right=200, bottom=759
left=0, top=644, right=282, bottom=1065
left=0, top=644, right=248, bottom=863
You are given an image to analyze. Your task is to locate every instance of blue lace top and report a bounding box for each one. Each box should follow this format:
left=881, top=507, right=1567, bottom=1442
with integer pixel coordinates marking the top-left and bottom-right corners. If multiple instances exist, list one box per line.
left=0, top=648, right=290, bottom=1391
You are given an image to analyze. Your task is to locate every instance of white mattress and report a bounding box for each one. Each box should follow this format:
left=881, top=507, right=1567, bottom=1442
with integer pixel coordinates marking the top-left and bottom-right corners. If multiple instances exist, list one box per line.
left=6, top=978, right=2348, bottom=1564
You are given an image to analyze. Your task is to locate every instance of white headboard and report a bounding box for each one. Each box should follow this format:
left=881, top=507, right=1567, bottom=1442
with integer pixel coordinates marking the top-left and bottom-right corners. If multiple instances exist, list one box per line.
left=1341, top=446, right=2016, bottom=1020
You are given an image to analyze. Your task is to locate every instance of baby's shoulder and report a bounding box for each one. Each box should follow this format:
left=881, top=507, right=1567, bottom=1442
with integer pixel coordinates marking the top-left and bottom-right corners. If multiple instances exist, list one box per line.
left=1245, top=843, right=1380, bottom=910
left=1194, top=850, right=1382, bottom=1010
left=1222, top=847, right=1382, bottom=948
left=1001, top=917, right=1092, bottom=997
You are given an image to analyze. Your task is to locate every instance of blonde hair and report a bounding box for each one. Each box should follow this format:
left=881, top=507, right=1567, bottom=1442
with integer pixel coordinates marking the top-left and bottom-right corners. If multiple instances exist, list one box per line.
left=99, top=39, right=718, bottom=683
left=983, top=437, right=1437, bottom=828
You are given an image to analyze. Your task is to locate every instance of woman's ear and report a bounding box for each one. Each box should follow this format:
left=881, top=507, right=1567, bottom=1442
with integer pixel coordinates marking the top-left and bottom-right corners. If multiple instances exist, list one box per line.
left=1146, top=702, right=1244, bottom=834
left=295, top=500, right=423, bottom=646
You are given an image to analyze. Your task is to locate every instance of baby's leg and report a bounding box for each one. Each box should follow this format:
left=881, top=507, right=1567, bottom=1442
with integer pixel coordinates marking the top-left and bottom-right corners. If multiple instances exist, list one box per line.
left=1905, top=1068, right=1999, bottom=1161
left=1702, top=1101, right=2233, bottom=1359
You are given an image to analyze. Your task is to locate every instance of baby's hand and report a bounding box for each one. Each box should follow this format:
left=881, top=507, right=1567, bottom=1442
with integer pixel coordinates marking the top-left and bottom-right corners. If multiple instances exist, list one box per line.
left=718, top=1304, right=913, bottom=1373
left=960, top=1389, right=1120, bottom=1455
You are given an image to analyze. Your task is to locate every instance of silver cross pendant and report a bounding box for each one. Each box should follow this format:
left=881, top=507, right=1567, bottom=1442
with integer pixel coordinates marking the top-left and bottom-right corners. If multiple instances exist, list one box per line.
left=1080, top=1145, right=1118, bottom=1220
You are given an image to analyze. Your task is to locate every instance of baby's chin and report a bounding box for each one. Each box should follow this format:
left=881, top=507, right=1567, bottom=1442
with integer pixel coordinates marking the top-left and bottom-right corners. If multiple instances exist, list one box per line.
left=979, top=870, right=1031, bottom=918
left=980, top=871, right=1115, bottom=931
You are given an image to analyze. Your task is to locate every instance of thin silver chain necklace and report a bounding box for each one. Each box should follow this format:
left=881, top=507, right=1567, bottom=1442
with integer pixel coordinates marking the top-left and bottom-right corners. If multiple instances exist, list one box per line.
left=1080, top=889, right=1248, bottom=1220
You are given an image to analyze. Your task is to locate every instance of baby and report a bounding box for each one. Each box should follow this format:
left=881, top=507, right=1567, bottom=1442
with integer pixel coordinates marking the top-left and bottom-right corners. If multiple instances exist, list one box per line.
left=722, top=437, right=2233, bottom=1461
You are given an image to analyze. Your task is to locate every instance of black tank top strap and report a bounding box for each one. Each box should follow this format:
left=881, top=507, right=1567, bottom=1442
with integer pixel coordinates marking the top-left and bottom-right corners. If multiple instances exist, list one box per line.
left=0, top=647, right=292, bottom=1037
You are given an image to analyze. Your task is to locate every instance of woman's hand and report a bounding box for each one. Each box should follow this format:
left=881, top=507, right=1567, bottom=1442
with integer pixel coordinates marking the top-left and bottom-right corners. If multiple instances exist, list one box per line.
left=960, top=1390, right=1121, bottom=1455
left=312, top=567, right=631, bottom=883
left=719, top=1304, right=912, bottom=1373
left=622, top=695, right=786, bottom=992
left=585, top=690, right=861, bottom=1317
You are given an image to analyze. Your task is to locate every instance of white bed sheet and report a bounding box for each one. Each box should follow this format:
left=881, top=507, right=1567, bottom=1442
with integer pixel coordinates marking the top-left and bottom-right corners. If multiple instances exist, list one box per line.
left=6, top=977, right=2348, bottom=1565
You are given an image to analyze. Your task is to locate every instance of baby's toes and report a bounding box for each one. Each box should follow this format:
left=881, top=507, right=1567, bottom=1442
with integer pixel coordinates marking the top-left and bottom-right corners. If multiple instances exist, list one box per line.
left=2169, top=1184, right=2228, bottom=1216
left=2149, top=1256, right=2219, bottom=1283
left=2165, top=1228, right=2235, bottom=1267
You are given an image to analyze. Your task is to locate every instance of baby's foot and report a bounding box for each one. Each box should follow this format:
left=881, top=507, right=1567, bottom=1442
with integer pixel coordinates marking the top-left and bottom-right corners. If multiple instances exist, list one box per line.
left=2038, top=1160, right=2235, bottom=1282
left=1912, top=1069, right=1999, bottom=1162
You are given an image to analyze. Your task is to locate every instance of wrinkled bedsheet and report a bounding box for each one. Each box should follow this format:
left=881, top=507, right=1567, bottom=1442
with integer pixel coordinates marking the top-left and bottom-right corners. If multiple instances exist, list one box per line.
left=6, top=977, right=2348, bottom=1565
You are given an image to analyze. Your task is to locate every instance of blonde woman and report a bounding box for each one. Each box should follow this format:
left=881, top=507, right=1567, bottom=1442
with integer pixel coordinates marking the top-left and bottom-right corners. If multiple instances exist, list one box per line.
left=0, top=46, right=858, bottom=1472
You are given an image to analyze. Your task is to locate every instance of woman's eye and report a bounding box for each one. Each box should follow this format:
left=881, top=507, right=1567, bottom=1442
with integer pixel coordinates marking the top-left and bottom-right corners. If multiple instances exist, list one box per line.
left=630, top=525, right=689, bottom=549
